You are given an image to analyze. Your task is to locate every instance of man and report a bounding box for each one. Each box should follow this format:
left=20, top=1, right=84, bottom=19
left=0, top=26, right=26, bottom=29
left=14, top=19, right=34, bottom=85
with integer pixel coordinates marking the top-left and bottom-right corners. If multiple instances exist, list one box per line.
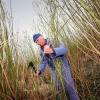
left=33, top=33, right=79, bottom=100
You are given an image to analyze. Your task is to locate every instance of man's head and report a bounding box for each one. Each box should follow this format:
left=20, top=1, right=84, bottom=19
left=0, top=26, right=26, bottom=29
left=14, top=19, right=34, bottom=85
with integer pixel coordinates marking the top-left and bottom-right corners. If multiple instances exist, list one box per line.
left=33, top=33, right=46, bottom=46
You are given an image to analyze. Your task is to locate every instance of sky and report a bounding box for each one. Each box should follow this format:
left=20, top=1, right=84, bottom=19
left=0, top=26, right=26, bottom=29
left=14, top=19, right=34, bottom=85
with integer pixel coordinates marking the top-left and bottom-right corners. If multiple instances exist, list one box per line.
left=3, top=0, right=38, bottom=34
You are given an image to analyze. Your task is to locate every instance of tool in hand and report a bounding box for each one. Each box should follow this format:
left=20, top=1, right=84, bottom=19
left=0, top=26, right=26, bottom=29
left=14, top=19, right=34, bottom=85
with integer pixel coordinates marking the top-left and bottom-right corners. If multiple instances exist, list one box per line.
left=28, top=61, right=36, bottom=73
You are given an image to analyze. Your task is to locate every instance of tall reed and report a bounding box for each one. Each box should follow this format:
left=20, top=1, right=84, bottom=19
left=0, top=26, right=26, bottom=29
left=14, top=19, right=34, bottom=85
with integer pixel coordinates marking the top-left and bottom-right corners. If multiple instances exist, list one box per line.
left=0, top=0, right=100, bottom=99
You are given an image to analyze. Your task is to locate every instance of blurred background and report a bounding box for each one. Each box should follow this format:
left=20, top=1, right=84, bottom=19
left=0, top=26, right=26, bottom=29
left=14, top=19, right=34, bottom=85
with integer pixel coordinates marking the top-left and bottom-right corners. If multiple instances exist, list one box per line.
left=0, top=0, right=100, bottom=99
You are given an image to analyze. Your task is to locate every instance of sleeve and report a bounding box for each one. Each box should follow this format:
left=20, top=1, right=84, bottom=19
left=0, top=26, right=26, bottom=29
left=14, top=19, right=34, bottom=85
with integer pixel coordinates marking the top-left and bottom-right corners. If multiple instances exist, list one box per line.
left=53, top=42, right=67, bottom=57
left=38, top=53, right=48, bottom=74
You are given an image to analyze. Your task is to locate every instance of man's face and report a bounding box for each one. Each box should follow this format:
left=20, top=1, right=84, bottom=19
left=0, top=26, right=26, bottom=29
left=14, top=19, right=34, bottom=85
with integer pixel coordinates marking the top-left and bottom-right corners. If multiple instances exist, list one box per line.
left=35, top=35, right=45, bottom=46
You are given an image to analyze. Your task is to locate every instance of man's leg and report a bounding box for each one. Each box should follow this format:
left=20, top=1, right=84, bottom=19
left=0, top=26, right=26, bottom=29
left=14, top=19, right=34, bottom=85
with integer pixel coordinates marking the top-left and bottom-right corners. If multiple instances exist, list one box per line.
left=51, top=70, right=61, bottom=91
left=51, top=70, right=61, bottom=99
left=62, top=66, right=80, bottom=100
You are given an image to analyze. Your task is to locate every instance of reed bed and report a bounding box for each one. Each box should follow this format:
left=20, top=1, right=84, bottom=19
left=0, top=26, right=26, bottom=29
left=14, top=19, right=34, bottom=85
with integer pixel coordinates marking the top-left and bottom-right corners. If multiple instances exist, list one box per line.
left=0, top=0, right=100, bottom=100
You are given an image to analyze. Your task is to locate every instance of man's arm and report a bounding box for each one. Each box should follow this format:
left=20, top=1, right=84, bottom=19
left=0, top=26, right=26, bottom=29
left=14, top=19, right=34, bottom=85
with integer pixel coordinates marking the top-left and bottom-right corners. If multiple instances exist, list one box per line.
left=53, top=42, right=67, bottom=57
left=34, top=57, right=47, bottom=76
left=43, top=42, right=67, bottom=57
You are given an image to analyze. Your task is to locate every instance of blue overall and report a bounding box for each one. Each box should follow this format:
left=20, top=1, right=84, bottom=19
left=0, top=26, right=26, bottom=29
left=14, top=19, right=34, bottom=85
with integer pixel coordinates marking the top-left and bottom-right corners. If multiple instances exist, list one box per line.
left=38, top=38, right=79, bottom=100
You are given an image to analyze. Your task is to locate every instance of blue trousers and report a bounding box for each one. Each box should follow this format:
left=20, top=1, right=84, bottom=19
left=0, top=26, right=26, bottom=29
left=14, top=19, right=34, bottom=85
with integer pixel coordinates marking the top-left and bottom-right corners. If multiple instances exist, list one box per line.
left=51, top=66, right=80, bottom=100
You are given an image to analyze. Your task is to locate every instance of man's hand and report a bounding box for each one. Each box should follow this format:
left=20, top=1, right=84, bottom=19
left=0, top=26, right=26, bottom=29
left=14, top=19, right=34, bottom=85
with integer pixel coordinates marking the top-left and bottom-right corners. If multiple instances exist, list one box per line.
left=44, top=45, right=53, bottom=54
left=34, top=70, right=40, bottom=77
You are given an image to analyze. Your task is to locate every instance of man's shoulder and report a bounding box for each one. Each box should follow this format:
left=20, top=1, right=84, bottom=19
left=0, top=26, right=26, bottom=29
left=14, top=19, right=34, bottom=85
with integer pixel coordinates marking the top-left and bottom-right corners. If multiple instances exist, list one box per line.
left=46, top=38, right=53, bottom=45
left=46, top=38, right=65, bottom=48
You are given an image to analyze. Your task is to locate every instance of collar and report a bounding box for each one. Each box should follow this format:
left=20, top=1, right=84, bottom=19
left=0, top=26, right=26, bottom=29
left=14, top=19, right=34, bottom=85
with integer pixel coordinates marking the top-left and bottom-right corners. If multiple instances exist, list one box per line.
left=40, top=39, right=47, bottom=49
